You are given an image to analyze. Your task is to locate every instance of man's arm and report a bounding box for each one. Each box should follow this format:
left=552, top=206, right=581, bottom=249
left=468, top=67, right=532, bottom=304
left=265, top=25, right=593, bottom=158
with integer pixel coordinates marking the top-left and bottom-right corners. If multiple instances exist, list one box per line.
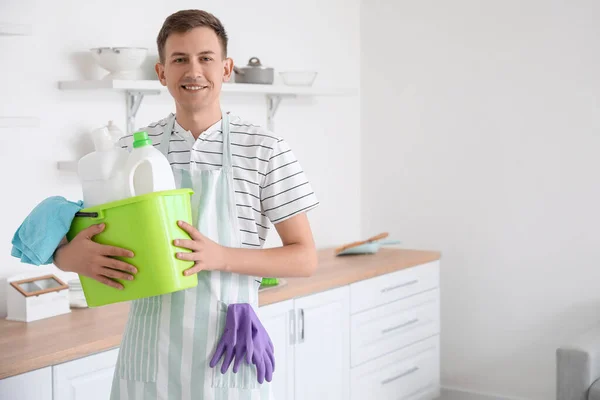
left=222, top=213, right=317, bottom=277
left=176, top=213, right=318, bottom=278
left=176, top=135, right=319, bottom=278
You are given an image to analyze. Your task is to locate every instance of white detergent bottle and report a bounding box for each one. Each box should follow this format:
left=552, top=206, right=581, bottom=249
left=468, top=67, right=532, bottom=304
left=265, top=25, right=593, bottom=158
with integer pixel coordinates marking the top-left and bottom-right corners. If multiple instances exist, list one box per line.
left=78, top=125, right=129, bottom=207
left=123, top=131, right=176, bottom=197
left=107, top=120, right=124, bottom=144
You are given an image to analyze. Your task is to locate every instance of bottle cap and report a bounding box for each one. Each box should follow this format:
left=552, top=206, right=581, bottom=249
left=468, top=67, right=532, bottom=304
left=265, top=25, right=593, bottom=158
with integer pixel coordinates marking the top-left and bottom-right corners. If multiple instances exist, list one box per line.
left=133, top=131, right=152, bottom=148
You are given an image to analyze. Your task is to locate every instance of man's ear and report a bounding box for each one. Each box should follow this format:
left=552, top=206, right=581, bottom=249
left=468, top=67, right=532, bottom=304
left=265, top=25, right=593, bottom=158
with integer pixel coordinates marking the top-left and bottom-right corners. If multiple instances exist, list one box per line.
left=223, top=57, right=234, bottom=82
left=155, top=62, right=167, bottom=86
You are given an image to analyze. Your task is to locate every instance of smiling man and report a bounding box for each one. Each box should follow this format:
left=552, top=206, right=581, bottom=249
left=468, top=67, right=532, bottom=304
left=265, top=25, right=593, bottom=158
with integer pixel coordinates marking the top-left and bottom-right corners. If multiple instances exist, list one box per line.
left=107, top=8, right=319, bottom=400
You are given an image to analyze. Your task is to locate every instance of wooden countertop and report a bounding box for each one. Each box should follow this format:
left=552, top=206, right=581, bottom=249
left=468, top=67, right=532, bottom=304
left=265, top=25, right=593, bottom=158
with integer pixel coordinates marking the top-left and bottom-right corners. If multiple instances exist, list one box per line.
left=0, top=247, right=440, bottom=379
left=258, top=247, right=440, bottom=306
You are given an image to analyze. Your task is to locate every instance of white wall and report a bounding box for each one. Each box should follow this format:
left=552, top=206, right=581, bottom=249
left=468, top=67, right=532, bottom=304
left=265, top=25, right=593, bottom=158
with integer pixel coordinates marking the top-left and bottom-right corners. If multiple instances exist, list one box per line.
left=361, top=1, right=600, bottom=399
left=0, top=0, right=360, bottom=316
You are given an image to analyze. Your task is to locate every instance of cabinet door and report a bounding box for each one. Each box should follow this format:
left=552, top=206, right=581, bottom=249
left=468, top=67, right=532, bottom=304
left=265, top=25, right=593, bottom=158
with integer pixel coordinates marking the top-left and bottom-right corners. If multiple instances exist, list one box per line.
left=0, top=367, right=52, bottom=400
left=53, top=348, right=119, bottom=400
left=259, top=299, right=295, bottom=400
left=293, top=286, right=350, bottom=400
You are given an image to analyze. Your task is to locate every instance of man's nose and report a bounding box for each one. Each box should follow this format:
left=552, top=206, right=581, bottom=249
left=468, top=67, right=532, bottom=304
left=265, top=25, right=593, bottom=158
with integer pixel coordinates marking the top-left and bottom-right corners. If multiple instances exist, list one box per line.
left=185, top=59, right=204, bottom=80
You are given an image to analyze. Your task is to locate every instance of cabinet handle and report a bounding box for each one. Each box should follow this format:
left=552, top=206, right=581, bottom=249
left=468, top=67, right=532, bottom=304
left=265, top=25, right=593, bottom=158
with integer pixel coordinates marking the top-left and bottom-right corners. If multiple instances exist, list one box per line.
left=381, top=366, right=419, bottom=385
left=298, top=308, right=305, bottom=344
left=289, top=309, right=296, bottom=345
left=381, top=318, right=419, bottom=335
left=380, top=279, right=418, bottom=293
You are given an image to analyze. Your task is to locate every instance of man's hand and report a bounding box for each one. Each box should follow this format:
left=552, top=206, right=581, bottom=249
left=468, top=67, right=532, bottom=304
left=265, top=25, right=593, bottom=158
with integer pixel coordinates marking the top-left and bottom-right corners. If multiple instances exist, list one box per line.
left=174, top=214, right=317, bottom=278
left=53, top=224, right=137, bottom=290
left=174, top=220, right=227, bottom=275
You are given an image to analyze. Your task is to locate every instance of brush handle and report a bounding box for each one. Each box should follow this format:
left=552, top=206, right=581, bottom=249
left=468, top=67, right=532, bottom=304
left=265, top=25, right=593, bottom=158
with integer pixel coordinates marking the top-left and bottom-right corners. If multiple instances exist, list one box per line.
left=334, top=232, right=389, bottom=254
left=366, top=232, right=389, bottom=242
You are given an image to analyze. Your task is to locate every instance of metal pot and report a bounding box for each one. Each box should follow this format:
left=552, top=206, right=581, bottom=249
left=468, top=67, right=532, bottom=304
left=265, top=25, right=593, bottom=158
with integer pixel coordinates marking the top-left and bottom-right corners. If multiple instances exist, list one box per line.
left=233, top=57, right=274, bottom=84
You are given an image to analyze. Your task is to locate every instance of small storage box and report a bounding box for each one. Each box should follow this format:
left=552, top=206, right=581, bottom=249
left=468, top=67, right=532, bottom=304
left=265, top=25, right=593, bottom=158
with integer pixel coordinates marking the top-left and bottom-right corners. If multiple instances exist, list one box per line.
left=6, top=274, right=71, bottom=322
left=67, top=188, right=197, bottom=307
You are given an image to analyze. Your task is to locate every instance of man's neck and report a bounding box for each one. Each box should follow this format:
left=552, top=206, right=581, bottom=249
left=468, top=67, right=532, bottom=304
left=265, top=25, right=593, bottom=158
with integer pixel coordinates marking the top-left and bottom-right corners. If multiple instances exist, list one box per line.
left=175, top=103, right=222, bottom=139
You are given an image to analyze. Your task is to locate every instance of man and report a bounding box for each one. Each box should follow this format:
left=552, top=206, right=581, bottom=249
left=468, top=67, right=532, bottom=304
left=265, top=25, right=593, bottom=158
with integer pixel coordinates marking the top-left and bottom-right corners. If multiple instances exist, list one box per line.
left=54, top=9, right=318, bottom=400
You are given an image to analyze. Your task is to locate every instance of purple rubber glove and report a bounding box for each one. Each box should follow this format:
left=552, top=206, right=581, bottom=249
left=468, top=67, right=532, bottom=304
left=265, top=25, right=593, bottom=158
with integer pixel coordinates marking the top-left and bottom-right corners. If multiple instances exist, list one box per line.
left=209, top=303, right=275, bottom=383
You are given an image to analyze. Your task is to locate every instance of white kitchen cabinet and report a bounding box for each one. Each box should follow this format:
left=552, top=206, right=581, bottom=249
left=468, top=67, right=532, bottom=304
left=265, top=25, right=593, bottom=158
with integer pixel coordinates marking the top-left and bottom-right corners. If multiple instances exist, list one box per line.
left=259, top=299, right=295, bottom=400
left=293, top=286, right=350, bottom=400
left=259, top=286, right=350, bottom=400
left=349, top=260, right=441, bottom=400
left=53, top=348, right=119, bottom=400
left=0, top=367, right=52, bottom=400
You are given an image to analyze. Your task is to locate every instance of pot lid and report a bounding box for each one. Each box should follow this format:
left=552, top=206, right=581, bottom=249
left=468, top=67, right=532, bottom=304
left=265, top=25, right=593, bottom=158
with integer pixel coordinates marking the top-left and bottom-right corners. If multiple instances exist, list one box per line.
left=244, top=57, right=270, bottom=69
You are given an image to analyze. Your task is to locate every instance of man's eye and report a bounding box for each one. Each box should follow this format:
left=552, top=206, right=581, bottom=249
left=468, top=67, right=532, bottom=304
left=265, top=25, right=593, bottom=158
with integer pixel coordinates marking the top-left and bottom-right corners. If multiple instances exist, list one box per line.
left=202, top=57, right=212, bottom=62
left=174, top=58, right=185, bottom=63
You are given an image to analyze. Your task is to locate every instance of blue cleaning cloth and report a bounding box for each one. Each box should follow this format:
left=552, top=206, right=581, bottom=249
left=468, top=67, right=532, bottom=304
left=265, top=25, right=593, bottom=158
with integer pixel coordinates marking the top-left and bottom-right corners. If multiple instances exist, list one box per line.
left=336, top=239, right=402, bottom=256
left=11, top=196, right=83, bottom=265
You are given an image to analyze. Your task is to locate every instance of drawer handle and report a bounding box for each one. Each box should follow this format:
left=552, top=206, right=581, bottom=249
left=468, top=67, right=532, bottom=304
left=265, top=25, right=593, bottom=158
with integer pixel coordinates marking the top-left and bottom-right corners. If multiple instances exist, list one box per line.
left=380, top=279, right=418, bottom=293
left=381, top=318, right=419, bottom=334
left=381, top=366, right=419, bottom=385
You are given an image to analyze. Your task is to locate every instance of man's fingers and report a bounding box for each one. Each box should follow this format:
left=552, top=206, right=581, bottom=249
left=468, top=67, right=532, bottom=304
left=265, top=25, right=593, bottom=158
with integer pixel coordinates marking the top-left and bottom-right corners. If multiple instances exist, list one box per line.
left=177, top=220, right=203, bottom=240
left=173, top=239, right=199, bottom=251
left=100, top=266, right=135, bottom=282
left=106, top=258, right=138, bottom=275
left=98, top=243, right=135, bottom=258
left=78, top=223, right=105, bottom=240
left=176, top=251, right=199, bottom=262
left=94, top=274, right=123, bottom=290
left=183, top=262, right=203, bottom=276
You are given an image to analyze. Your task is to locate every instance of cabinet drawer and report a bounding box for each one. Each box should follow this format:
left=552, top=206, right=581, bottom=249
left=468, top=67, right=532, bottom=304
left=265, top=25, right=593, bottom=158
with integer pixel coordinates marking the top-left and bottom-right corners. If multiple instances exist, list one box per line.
left=351, top=336, right=440, bottom=400
left=351, top=289, right=439, bottom=367
left=350, top=261, right=439, bottom=314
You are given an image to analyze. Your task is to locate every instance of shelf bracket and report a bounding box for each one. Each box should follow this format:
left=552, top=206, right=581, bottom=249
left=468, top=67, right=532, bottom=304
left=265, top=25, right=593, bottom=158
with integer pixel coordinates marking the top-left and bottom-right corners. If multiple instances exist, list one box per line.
left=266, top=95, right=282, bottom=132
left=266, top=94, right=297, bottom=132
left=126, top=91, right=290, bottom=133
left=126, top=90, right=160, bottom=134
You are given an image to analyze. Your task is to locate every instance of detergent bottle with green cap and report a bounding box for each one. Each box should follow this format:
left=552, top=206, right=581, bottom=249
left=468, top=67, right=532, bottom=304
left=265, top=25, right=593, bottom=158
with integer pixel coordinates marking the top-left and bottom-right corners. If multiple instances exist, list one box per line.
left=122, top=131, right=176, bottom=197
left=77, top=124, right=129, bottom=207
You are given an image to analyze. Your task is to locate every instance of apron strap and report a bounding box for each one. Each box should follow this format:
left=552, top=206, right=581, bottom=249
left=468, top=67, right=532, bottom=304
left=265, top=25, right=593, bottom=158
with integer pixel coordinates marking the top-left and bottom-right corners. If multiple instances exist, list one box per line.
left=221, top=111, right=232, bottom=170
left=157, top=114, right=176, bottom=158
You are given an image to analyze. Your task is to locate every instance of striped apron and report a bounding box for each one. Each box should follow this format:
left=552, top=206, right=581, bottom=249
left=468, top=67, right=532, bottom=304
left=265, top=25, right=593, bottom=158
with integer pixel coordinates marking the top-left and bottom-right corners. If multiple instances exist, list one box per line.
left=110, top=112, right=274, bottom=400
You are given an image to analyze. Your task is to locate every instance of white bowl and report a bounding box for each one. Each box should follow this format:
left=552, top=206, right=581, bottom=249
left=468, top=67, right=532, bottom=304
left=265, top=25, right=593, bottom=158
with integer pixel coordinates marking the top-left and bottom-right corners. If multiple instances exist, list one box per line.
left=279, top=71, right=318, bottom=86
left=90, top=47, right=148, bottom=80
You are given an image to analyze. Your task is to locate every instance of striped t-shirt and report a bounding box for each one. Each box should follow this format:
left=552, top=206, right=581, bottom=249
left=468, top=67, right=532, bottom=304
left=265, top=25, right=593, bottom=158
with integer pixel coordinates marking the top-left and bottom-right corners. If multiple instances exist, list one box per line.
left=118, top=113, right=319, bottom=249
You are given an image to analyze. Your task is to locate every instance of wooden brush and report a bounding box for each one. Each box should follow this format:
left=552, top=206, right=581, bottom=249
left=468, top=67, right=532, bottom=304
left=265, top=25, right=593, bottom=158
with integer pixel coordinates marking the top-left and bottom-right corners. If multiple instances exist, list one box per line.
left=334, top=232, right=389, bottom=255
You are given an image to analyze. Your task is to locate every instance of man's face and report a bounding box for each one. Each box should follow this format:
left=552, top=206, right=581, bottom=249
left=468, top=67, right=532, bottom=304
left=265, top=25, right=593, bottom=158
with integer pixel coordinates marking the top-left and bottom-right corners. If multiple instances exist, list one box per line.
left=155, top=27, right=233, bottom=114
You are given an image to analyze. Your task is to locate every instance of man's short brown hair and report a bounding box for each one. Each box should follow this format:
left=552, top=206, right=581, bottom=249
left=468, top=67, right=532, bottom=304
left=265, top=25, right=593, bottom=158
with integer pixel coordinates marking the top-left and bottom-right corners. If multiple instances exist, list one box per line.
left=156, top=9, right=228, bottom=63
